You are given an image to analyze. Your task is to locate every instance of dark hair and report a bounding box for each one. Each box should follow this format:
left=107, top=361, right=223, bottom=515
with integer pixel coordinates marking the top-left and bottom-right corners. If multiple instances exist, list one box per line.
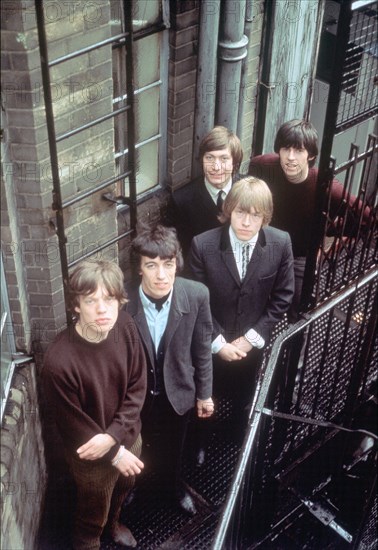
left=69, top=259, right=127, bottom=311
left=219, top=177, right=273, bottom=226
left=131, top=224, right=184, bottom=272
left=199, top=126, right=243, bottom=173
left=274, top=119, right=318, bottom=167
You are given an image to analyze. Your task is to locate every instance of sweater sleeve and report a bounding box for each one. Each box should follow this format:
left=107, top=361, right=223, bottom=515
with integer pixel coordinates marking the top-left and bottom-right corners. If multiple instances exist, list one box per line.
left=42, top=350, right=105, bottom=453
left=328, top=177, right=372, bottom=236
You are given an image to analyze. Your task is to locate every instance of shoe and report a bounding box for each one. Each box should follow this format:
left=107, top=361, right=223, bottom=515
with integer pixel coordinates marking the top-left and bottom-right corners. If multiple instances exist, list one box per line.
left=123, top=487, right=136, bottom=507
left=195, top=447, right=206, bottom=467
left=111, top=522, right=137, bottom=547
left=175, top=486, right=197, bottom=516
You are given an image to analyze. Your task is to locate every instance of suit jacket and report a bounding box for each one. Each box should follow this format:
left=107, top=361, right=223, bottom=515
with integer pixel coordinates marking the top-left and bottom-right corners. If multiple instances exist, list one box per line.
left=188, top=225, right=294, bottom=343
left=167, top=174, right=242, bottom=255
left=126, top=277, right=213, bottom=416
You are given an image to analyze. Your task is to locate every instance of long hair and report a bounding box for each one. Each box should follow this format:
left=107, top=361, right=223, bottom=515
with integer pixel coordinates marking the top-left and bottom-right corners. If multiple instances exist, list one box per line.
left=131, top=224, right=184, bottom=272
left=69, top=259, right=127, bottom=311
left=274, top=119, right=318, bottom=167
left=199, top=126, right=243, bottom=173
left=219, top=177, right=273, bottom=226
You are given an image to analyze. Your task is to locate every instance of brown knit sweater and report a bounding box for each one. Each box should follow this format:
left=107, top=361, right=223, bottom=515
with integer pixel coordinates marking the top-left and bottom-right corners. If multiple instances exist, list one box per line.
left=43, top=310, right=147, bottom=461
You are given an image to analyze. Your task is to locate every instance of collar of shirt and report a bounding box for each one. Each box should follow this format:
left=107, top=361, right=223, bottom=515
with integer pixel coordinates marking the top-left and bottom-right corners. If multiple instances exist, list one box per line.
left=229, top=226, right=259, bottom=279
left=139, top=286, right=173, bottom=351
left=204, top=177, right=233, bottom=204
left=139, top=286, right=173, bottom=310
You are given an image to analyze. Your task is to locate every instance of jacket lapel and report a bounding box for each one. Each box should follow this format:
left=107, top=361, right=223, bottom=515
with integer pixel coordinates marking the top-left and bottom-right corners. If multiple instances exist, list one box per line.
left=163, top=278, right=189, bottom=353
left=220, top=225, right=241, bottom=285
left=197, top=182, right=219, bottom=217
left=127, top=292, right=155, bottom=367
left=242, top=228, right=267, bottom=285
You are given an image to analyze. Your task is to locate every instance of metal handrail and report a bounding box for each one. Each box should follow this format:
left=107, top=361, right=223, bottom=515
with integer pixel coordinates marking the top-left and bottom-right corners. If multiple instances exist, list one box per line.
left=212, top=264, right=378, bottom=549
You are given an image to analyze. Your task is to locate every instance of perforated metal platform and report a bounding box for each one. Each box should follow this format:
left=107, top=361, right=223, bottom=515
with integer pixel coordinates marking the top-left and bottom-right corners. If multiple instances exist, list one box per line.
left=100, top=397, right=241, bottom=549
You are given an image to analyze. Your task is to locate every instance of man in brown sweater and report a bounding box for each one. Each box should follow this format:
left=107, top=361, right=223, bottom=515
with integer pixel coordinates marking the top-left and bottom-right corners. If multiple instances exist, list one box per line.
left=43, top=259, right=147, bottom=549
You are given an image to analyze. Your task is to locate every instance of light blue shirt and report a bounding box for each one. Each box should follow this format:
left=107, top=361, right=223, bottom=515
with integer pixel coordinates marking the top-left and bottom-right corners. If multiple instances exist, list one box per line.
left=139, top=286, right=173, bottom=352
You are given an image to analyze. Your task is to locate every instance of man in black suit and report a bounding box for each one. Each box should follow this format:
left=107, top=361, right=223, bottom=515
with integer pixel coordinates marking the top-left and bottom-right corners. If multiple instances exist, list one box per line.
left=188, top=177, right=294, bottom=434
left=168, top=126, right=243, bottom=255
left=127, top=224, right=214, bottom=516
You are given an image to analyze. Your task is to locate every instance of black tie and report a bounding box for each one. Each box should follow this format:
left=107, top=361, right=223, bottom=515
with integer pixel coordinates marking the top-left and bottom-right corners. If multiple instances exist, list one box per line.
left=241, top=244, right=250, bottom=280
left=216, top=190, right=224, bottom=212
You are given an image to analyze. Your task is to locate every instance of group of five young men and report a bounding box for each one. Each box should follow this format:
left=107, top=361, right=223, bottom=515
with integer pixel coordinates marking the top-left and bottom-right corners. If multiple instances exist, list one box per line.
left=44, top=120, right=358, bottom=549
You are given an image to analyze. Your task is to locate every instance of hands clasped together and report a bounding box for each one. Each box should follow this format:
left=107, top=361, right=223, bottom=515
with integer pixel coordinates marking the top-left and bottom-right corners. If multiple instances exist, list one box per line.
left=218, top=336, right=253, bottom=362
left=77, top=433, right=144, bottom=477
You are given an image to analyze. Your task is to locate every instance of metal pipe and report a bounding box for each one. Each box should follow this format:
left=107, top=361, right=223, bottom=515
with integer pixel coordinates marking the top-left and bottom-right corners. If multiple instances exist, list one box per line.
left=35, top=0, right=71, bottom=325
left=216, top=0, right=248, bottom=131
left=192, top=0, right=221, bottom=178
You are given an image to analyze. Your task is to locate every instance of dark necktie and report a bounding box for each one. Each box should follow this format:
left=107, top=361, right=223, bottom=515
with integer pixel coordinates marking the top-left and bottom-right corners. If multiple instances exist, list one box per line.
left=241, top=243, right=250, bottom=280
left=216, top=190, right=224, bottom=212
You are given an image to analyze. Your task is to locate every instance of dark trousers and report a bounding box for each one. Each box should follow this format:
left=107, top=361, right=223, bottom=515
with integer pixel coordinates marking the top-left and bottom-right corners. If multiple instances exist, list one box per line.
left=196, top=349, right=262, bottom=450
left=141, top=392, right=191, bottom=492
left=65, top=435, right=142, bottom=550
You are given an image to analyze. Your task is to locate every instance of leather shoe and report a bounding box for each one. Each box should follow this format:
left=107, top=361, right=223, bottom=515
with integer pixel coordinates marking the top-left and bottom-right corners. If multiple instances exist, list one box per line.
left=196, top=447, right=206, bottom=467
left=176, top=489, right=197, bottom=516
left=111, top=522, right=137, bottom=547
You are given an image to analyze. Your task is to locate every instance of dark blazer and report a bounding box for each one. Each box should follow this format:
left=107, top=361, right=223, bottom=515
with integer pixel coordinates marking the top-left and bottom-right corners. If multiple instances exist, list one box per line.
left=126, top=277, right=213, bottom=416
left=188, top=225, right=295, bottom=343
left=167, top=174, right=242, bottom=255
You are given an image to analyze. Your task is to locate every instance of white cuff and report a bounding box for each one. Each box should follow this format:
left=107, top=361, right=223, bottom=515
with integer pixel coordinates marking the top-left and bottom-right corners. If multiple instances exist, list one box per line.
left=211, top=334, right=226, bottom=354
left=244, top=329, right=265, bottom=349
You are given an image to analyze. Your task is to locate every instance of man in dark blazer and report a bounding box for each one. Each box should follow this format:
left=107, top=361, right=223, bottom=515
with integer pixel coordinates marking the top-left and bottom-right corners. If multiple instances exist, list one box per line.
left=188, top=177, right=294, bottom=432
left=127, top=224, right=214, bottom=516
left=167, top=126, right=243, bottom=255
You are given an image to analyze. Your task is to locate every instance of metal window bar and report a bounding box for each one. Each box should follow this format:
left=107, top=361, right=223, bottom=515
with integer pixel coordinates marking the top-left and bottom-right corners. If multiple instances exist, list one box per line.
left=302, top=0, right=377, bottom=314
left=212, top=265, right=378, bottom=550
left=312, top=135, right=377, bottom=305
left=35, top=0, right=137, bottom=323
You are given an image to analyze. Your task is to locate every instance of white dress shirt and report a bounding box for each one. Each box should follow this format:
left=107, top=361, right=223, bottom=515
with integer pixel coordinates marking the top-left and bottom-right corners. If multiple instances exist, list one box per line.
left=204, top=177, right=233, bottom=204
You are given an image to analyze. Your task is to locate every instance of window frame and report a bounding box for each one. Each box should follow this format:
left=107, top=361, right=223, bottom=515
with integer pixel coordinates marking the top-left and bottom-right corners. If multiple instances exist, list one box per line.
left=1, top=252, right=16, bottom=421
left=112, top=0, right=169, bottom=205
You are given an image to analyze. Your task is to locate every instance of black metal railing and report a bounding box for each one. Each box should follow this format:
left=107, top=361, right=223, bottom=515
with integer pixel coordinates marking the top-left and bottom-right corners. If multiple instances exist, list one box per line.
left=35, top=0, right=137, bottom=324
left=212, top=265, right=378, bottom=549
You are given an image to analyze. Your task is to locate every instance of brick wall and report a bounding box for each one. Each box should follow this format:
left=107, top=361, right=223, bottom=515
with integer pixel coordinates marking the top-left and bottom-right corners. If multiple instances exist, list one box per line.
left=167, top=1, right=199, bottom=189
left=1, top=1, right=119, bottom=546
left=1, top=365, right=46, bottom=550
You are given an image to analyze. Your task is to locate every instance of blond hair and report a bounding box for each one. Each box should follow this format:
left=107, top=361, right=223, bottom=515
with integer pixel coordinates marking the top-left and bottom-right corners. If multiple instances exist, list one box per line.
left=220, top=177, right=273, bottom=225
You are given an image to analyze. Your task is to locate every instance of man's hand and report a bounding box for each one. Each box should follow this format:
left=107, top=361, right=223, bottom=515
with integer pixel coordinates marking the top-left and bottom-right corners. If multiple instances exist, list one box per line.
left=197, top=397, right=215, bottom=418
left=113, top=448, right=144, bottom=477
left=217, top=343, right=247, bottom=362
left=77, top=433, right=116, bottom=460
left=231, top=336, right=253, bottom=354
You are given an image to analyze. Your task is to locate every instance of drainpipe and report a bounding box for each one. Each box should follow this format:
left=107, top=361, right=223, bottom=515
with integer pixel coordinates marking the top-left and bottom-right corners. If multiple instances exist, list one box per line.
left=192, top=0, right=221, bottom=178
left=237, top=0, right=254, bottom=137
left=216, top=0, right=248, bottom=131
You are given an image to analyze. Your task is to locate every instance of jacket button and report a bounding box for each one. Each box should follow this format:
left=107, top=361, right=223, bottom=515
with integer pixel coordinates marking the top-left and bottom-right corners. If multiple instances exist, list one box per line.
left=150, top=390, right=154, bottom=395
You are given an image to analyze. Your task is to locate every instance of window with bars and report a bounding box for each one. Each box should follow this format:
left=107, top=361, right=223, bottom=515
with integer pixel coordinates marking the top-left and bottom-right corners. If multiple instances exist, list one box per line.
left=111, top=0, right=168, bottom=199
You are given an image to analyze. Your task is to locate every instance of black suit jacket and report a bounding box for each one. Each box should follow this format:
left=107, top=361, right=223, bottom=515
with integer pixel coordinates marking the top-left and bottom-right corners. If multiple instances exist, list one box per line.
left=188, top=225, right=294, bottom=343
left=126, top=277, right=213, bottom=416
left=167, top=175, right=242, bottom=255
